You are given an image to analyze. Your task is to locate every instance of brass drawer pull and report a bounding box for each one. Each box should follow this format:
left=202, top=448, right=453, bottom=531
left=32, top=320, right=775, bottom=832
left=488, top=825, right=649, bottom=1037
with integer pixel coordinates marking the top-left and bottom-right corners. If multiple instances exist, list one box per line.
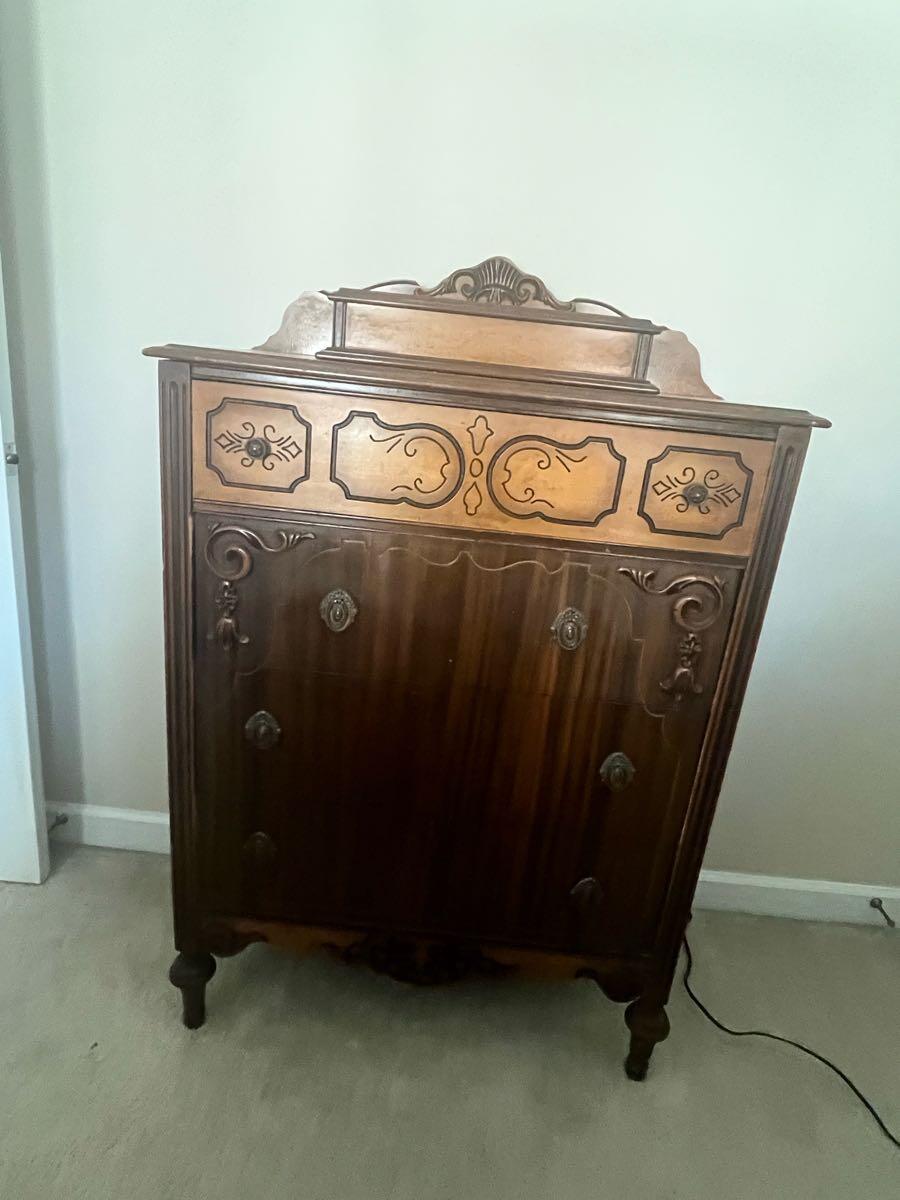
left=320, top=588, right=358, bottom=633
left=244, top=710, right=282, bottom=750
left=599, top=751, right=635, bottom=792
left=551, top=606, right=587, bottom=651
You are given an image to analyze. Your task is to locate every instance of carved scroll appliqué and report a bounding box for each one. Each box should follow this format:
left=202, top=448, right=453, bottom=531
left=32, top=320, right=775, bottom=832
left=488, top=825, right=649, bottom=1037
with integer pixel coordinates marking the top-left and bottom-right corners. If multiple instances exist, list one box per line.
left=331, top=411, right=465, bottom=509
left=618, top=568, right=727, bottom=704
left=204, top=523, right=314, bottom=651
left=639, top=446, right=752, bottom=540
left=207, top=398, right=311, bottom=492
left=487, top=435, right=625, bottom=526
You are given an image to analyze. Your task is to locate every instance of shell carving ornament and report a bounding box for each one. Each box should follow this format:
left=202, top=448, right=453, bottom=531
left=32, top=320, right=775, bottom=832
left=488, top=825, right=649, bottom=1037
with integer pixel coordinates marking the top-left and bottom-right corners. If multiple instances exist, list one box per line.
left=416, top=255, right=576, bottom=309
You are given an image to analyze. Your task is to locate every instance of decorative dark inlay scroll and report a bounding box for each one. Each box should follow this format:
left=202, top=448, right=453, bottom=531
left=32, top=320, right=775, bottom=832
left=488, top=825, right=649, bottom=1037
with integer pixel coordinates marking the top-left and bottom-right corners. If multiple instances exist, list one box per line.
left=488, top=435, right=625, bottom=526
left=599, top=751, right=636, bottom=793
left=328, top=408, right=633, bottom=528
left=639, top=446, right=753, bottom=540
left=244, top=710, right=282, bottom=750
left=551, top=607, right=588, bottom=651
left=331, top=411, right=465, bottom=508
left=207, top=397, right=311, bottom=492
left=205, top=523, right=314, bottom=651
left=466, top=414, right=494, bottom=456
left=618, top=568, right=727, bottom=704
left=324, top=934, right=514, bottom=986
left=463, top=414, right=495, bottom=516
left=320, top=588, right=358, bottom=633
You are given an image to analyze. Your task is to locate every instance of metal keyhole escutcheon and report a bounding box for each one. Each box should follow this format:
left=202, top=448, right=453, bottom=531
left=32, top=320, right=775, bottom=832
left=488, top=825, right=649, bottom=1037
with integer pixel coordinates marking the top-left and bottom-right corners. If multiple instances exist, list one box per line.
left=599, top=751, right=636, bottom=793
left=551, top=607, right=588, bottom=651
left=244, top=710, right=282, bottom=750
left=320, top=588, right=358, bottom=633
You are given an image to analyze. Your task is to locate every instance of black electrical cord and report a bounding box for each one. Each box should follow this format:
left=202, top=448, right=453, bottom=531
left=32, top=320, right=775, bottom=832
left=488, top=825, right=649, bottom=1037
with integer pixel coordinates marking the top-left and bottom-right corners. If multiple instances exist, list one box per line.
left=681, top=936, right=899, bottom=1151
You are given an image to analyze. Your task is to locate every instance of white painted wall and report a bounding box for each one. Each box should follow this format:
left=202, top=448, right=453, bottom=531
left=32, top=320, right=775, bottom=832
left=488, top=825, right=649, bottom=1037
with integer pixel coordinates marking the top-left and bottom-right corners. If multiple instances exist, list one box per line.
left=1, top=0, right=898, bottom=884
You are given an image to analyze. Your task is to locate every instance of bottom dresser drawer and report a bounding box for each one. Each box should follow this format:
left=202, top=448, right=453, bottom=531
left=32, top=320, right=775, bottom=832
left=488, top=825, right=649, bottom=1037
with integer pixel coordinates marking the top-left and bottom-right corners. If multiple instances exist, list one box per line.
left=192, top=514, right=739, bottom=956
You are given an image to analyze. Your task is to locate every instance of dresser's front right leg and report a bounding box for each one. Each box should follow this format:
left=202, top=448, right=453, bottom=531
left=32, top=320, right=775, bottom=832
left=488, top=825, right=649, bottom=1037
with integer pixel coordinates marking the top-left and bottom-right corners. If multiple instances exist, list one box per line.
left=169, top=951, right=216, bottom=1029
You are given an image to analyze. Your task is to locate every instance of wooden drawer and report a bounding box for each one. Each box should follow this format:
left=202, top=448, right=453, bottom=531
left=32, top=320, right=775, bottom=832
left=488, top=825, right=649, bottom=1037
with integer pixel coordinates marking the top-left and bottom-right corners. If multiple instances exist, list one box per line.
left=194, top=515, right=741, bottom=955
left=192, top=381, right=773, bottom=556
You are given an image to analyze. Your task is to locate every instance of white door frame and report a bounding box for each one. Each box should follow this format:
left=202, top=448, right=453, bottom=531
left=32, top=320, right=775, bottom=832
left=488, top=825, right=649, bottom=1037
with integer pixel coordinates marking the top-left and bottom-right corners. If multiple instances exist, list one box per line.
left=0, top=247, right=48, bottom=883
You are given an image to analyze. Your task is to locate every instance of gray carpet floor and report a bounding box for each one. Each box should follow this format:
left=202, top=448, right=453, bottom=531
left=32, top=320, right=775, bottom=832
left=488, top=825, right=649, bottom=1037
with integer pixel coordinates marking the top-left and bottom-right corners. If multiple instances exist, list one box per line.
left=0, top=845, right=897, bottom=1199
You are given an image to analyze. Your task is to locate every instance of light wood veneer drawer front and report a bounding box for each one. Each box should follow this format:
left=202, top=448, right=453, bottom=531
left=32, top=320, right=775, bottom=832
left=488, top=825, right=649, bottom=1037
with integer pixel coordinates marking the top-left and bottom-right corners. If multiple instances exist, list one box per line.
left=192, top=381, right=773, bottom=555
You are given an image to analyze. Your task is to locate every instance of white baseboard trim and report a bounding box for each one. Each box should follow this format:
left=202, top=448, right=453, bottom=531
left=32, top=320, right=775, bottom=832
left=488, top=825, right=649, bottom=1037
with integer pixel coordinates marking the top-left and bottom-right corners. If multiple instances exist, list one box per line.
left=48, top=802, right=170, bottom=855
left=48, top=804, right=899, bottom=927
left=694, top=870, right=900, bottom=927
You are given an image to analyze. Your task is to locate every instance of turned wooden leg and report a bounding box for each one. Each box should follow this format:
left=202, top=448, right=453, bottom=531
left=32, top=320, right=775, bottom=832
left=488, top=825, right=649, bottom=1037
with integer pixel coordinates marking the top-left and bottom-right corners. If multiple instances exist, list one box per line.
left=624, top=996, right=670, bottom=1081
left=169, top=952, right=216, bottom=1029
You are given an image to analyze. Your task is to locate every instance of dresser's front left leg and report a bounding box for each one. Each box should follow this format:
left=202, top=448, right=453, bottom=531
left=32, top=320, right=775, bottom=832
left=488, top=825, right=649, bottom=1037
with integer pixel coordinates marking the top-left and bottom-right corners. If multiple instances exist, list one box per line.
left=169, top=951, right=216, bottom=1029
left=624, top=995, right=670, bottom=1081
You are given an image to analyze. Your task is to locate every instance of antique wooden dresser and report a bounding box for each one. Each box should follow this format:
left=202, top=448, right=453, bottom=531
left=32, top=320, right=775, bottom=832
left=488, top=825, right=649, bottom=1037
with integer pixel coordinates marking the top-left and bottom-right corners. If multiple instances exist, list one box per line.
left=147, top=258, right=827, bottom=1079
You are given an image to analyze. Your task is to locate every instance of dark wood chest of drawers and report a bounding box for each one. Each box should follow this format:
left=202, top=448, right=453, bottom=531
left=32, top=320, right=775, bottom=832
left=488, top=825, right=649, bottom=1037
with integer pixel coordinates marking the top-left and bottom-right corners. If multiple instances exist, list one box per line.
left=148, top=258, right=827, bottom=1078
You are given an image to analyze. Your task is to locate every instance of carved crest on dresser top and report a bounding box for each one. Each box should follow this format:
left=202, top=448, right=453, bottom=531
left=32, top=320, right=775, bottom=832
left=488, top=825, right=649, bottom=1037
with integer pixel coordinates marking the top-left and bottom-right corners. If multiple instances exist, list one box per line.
left=416, top=255, right=593, bottom=311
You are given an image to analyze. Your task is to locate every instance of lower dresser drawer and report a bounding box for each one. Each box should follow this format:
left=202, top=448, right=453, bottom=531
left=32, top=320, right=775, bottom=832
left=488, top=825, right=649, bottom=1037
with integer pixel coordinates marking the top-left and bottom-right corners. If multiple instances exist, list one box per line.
left=193, top=513, right=741, bottom=956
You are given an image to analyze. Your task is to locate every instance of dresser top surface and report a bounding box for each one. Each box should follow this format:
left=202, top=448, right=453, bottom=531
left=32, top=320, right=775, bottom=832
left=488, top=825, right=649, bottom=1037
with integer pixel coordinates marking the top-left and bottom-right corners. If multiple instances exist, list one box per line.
left=144, top=341, right=829, bottom=433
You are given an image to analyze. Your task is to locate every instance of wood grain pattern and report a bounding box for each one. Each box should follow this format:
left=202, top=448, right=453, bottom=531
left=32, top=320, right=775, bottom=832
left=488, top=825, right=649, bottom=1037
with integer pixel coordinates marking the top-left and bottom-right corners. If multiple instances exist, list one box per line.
left=338, top=300, right=643, bottom=380
left=192, top=381, right=774, bottom=556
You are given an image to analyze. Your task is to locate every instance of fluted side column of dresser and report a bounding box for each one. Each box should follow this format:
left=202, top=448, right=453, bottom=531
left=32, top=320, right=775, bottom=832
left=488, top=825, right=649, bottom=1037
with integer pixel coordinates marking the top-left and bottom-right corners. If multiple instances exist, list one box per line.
left=148, top=258, right=827, bottom=1079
